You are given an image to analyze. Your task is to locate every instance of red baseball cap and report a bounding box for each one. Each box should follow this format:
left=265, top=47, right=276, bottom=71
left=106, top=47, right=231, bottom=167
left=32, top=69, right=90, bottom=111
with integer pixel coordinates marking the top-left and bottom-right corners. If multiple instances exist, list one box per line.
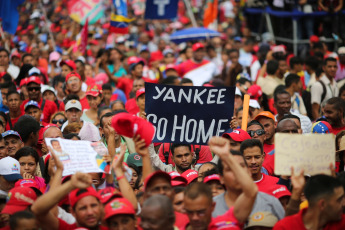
left=69, top=186, right=101, bottom=209
left=192, top=42, right=205, bottom=52
left=222, top=129, right=251, bottom=142
left=166, top=64, right=177, bottom=71
left=26, top=76, right=41, bottom=85
left=181, top=169, right=198, bottom=184
left=86, top=85, right=102, bottom=97
left=169, top=171, right=188, bottom=187
left=19, top=78, right=28, bottom=87
left=98, top=187, right=122, bottom=204
left=66, top=71, right=82, bottom=82
left=144, top=171, right=171, bottom=191
left=14, top=179, right=39, bottom=189
left=127, top=56, right=144, bottom=66
left=203, top=174, right=221, bottom=184
left=268, top=185, right=291, bottom=199
left=60, top=60, right=76, bottom=70
left=247, top=85, right=263, bottom=100
left=310, top=35, right=319, bottom=43
left=136, top=88, right=145, bottom=99
left=111, top=113, right=155, bottom=147
left=104, top=198, right=135, bottom=220
left=254, top=111, right=276, bottom=122
left=1, top=187, right=37, bottom=215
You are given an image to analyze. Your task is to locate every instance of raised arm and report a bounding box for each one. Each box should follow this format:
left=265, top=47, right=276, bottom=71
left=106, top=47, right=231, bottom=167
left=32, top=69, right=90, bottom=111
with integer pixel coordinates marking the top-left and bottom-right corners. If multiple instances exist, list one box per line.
left=209, top=136, right=258, bottom=223
left=133, top=135, right=154, bottom=181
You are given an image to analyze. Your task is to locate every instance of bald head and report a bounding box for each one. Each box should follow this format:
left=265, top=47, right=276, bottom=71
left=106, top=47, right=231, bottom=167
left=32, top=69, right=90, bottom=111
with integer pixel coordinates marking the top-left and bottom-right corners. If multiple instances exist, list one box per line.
left=276, top=119, right=298, bottom=134
left=44, top=126, right=63, bottom=139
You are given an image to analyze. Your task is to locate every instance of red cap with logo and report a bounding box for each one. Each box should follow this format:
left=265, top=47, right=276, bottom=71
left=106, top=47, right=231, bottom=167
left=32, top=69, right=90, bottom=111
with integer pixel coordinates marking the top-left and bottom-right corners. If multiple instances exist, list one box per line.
left=60, top=60, right=76, bottom=70
left=203, top=174, right=221, bottom=184
left=136, top=88, right=145, bottom=99
left=26, top=76, right=41, bottom=85
left=222, top=129, right=251, bottom=142
left=247, top=85, right=263, bottom=100
left=265, top=185, right=291, bottom=199
left=1, top=187, right=38, bottom=215
left=192, top=42, right=205, bottom=52
left=98, top=187, right=122, bottom=204
left=65, top=71, right=81, bottom=82
left=14, top=179, right=39, bottom=189
left=169, top=171, right=188, bottom=187
left=69, top=186, right=101, bottom=209
left=104, top=198, right=135, bottom=220
left=181, top=169, right=198, bottom=184
left=144, top=171, right=171, bottom=191
left=86, top=84, right=102, bottom=97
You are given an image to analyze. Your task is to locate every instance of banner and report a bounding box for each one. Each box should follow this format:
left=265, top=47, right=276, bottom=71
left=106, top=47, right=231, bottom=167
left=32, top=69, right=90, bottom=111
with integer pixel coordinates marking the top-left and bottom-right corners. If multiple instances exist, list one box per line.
left=0, top=0, right=25, bottom=34
left=45, top=138, right=109, bottom=176
left=68, top=0, right=104, bottom=25
left=144, top=0, right=178, bottom=20
left=78, top=18, right=88, bottom=54
left=145, top=83, right=235, bottom=145
left=204, top=0, right=218, bottom=29
left=110, top=0, right=134, bottom=34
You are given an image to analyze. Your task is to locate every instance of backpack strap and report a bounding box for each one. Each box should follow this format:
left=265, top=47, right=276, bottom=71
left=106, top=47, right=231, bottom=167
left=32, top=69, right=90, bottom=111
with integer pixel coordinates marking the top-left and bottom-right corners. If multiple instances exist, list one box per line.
left=194, top=145, right=200, bottom=163
left=6, top=113, right=12, bottom=130
left=318, top=81, right=327, bottom=103
left=163, top=143, right=170, bottom=165
left=39, top=156, right=45, bottom=178
left=41, top=99, right=46, bottom=111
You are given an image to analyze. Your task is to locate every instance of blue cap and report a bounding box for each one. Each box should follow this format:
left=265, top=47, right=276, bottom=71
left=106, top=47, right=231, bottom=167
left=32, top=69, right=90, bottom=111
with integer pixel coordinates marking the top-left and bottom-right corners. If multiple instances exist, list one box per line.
left=24, top=100, right=40, bottom=111
left=139, top=45, right=149, bottom=53
left=2, top=130, right=22, bottom=141
left=234, top=36, right=242, bottom=42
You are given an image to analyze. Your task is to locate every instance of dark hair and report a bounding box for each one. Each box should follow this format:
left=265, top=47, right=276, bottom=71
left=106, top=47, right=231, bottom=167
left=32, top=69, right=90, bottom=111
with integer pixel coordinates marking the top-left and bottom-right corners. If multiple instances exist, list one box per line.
left=9, top=211, right=36, bottom=229
left=6, top=90, right=20, bottom=100
left=337, top=171, right=345, bottom=190
left=285, top=73, right=300, bottom=88
left=100, top=112, right=115, bottom=128
left=173, top=186, right=185, bottom=194
left=110, top=100, right=125, bottom=110
left=305, top=56, right=320, bottom=71
left=171, top=144, right=191, bottom=156
left=52, top=75, right=66, bottom=88
left=160, top=76, right=179, bottom=85
left=21, top=53, right=33, bottom=62
left=0, top=48, right=9, bottom=57
left=180, top=78, right=193, bottom=85
left=217, top=150, right=246, bottom=175
left=274, top=89, right=290, bottom=103
left=339, top=84, right=345, bottom=98
left=197, top=162, right=217, bottom=173
left=202, top=168, right=220, bottom=179
left=304, top=175, right=342, bottom=206
left=228, top=48, right=239, bottom=55
left=0, top=81, right=16, bottom=92
left=206, top=44, right=216, bottom=52
left=0, top=111, right=7, bottom=124
left=324, top=57, right=337, bottom=66
left=13, top=115, right=40, bottom=143
left=63, top=133, right=81, bottom=140
left=266, top=60, right=279, bottom=75
left=289, top=57, right=303, bottom=69
left=247, top=120, right=264, bottom=129
left=240, top=139, right=263, bottom=155
left=14, top=147, right=39, bottom=163
left=63, top=94, right=80, bottom=105
left=326, top=97, right=345, bottom=118
left=2, top=73, right=12, bottom=83
left=313, top=42, right=323, bottom=50
left=184, top=182, right=212, bottom=204
left=102, top=83, right=112, bottom=91
left=98, top=106, right=112, bottom=118
left=281, top=114, right=301, bottom=123
left=75, top=59, right=85, bottom=66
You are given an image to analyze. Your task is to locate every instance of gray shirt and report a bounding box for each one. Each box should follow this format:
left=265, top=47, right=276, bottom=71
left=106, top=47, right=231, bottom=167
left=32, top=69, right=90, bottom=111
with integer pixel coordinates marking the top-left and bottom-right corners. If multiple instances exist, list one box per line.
left=212, top=191, right=285, bottom=220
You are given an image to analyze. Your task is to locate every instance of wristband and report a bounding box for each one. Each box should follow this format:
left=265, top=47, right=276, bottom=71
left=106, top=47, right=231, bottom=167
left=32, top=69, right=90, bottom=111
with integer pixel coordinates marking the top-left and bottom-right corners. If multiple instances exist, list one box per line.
left=116, top=175, right=125, bottom=181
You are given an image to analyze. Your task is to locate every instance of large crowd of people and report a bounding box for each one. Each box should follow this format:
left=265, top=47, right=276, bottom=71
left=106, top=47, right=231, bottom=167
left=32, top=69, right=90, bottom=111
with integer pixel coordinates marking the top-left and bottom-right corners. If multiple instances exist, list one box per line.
left=0, top=0, right=345, bottom=230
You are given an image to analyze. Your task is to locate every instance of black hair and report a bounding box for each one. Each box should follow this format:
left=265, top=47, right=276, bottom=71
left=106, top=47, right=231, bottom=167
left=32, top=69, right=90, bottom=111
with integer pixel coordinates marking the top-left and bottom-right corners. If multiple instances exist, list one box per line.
left=110, top=100, right=125, bottom=110
left=0, top=111, right=7, bottom=125
left=180, top=78, right=193, bottom=85
left=240, top=139, right=263, bottom=155
left=52, top=75, right=66, bottom=88
left=127, top=163, right=141, bottom=177
left=289, top=57, right=303, bottom=69
left=100, top=112, right=115, bottom=128
left=247, top=120, right=264, bottom=129
left=217, top=150, right=246, bottom=175
left=98, top=106, right=112, bottom=118
left=202, top=168, right=220, bottom=179
left=171, top=144, right=191, bottom=156
left=14, top=147, right=39, bottom=163
left=160, top=76, right=179, bottom=85
left=326, top=97, right=345, bottom=118
left=281, top=114, right=301, bottom=123
left=15, top=64, right=33, bottom=86
left=0, top=48, right=9, bottom=57
left=274, top=89, right=290, bottom=103
left=173, top=186, right=185, bottom=194
left=237, top=77, right=251, bottom=85
left=266, top=60, right=279, bottom=75
left=197, top=162, right=217, bottom=173
left=285, top=73, right=301, bottom=88
left=184, top=182, right=212, bottom=203
left=63, top=133, right=81, bottom=140
left=304, top=175, right=342, bottom=206
left=0, top=81, right=17, bottom=92
left=2, top=73, right=12, bottom=83
left=337, top=171, right=345, bottom=191
left=13, top=115, right=40, bottom=143
left=313, top=42, right=323, bottom=50
left=63, top=94, right=80, bottom=105
left=75, top=59, right=85, bottom=66
left=102, top=83, right=112, bottom=91
left=228, top=48, right=239, bottom=55
left=323, top=57, right=337, bottom=66
left=9, top=211, right=36, bottom=229
left=340, top=84, right=345, bottom=97
left=305, top=56, right=320, bottom=71
left=6, top=90, right=20, bottom=100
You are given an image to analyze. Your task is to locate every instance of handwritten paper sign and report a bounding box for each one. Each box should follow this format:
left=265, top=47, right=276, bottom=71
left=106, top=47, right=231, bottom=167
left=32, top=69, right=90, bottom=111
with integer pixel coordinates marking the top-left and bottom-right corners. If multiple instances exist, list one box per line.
left=45, top=138, right=109, bottom=176
left=274, top=133, right=335, bottom=176
left=145, top=83, right=235, bottom=145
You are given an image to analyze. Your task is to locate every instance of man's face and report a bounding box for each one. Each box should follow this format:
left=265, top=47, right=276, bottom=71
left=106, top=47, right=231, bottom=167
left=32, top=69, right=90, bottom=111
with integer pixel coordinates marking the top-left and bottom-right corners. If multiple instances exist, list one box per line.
left=0, top=51, right=9, bottom=66
left=257, top=117, right=276, bottom=142
left=140, top=203, right=173, bottom=230
left=234, top=95, right=243, bottom=111
left=61, top=64, right=72, bottom=77
left=207, top=181, right=225, bottom=197
left=0, top=139, right=7, bottom=159
left=275, top=93, right=291, bottom=116
left=173, top=192, right=185, bottom=214
left=27, top=82, right=41, bottom=101
left=43, top=91, right=56, bottom=102
left=76, top=62, right=85, bottom=77
left=51, top=141, right=62, bottom=152
left=44, top=127, right=63, bottom=139
left=278, top=60, right=288, bottom=76
left=5, top=136, right=23, bottom=157
left=247, top=124, right=266, bottom=145
left=229, top=139, right=241, bottom=152
left=0, top=175, right=15, bottom=192
left=243, top=146, right=264, bottom=178
left=145, top=177, right=174, bottom=200
left=221, top=155, right=248, bottom=191
left=7, top=93, right=21, bottom=112
left=277, top=120, right=299, bottom=133
left=172, top=146, right=193, bottom=172
left=72, top=196, right=103, bottom=229
left=184, top=195, right=214, bottom=230
left=23, top=56, right=34, bottom=65
left=66, top=76, right=81, bottom=94
left=66, top=108, right=82, bottom=123
left=100, top=116, right=120, bottom=141
left=229, top=51, right=239, bottom=65
left=194, top=49, right=205, bottom=62
left=132, top=79, right=145, bottom=93
left=132, top=64, right=143, bottom=78
left=26, top=107, right=41, bottom=122
left=107, top=215, right=136, bottom=230
left=55, top=82, right=65, bottom=98
left=103, top=89, right=112, bottom=102
left=324, top=187, right=345, bottom=222
left=136, top=94, right=145, bottom=111
left=324, top=104, right=341, bottom=127
left=323, top=61, right=338, bottom=79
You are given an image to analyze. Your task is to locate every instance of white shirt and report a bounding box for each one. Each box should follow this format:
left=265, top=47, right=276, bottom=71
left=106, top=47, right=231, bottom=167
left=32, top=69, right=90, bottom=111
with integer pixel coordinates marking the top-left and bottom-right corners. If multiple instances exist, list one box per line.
left=311, top=75, right=339, bottom=105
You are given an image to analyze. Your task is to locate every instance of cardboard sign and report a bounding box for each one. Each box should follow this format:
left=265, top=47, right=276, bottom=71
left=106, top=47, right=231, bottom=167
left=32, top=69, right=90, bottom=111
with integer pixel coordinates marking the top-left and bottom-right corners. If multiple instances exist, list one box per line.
left=45, top=138, right=109, bottom=176
left=274, top=133, right=335, bottom=176
left=145, top=83, right=235, bottom=145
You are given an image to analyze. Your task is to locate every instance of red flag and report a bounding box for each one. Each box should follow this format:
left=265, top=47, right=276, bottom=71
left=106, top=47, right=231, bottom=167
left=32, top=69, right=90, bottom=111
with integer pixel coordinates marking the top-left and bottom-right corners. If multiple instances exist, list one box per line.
left=78, top=18, right=88, bottom=54
left=203, top=0, right=218, bottom=29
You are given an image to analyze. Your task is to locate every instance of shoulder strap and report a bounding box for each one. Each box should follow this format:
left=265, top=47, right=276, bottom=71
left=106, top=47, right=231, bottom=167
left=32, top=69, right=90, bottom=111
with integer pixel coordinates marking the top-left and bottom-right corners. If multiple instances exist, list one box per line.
left=318, top=81, right=327, bottom=103
left=194, top=145, right=200, bottom=163
left=6, top=113, right=12, bottom=129
left=39, top=156, right=45, bottom=178
left=163, top=143, right=170, bottom=165
left=41, top=99, right=46, bottom=111
left=55, top=100, right=60, bottom=110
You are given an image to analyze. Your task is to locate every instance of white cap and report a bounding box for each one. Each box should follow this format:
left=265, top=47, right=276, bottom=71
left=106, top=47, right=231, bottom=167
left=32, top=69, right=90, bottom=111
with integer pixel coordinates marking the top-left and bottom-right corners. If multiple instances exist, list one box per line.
left=28, top=67, right=41, bottom=76
left=65, top=99, right=82, bottom=111
left=79, top=122, right=101, bottom=142
left=0, top=157, right=22, bottom=181
left=338, top=47, right=345, bottom=55
left=235, top=87, right=242, bottom=96
left=249, top=99, right=261, bottom=109
left=41, top=85, right=56, bottom=96
left=30, top=10, right=41, bottom=19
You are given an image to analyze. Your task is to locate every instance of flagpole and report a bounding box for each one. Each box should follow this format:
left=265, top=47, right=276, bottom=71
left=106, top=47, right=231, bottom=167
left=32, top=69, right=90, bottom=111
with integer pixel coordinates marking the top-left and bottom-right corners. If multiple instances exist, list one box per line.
left=39, top=0, right=56, bottom=51
left=182, top=0, right=198, bottom=27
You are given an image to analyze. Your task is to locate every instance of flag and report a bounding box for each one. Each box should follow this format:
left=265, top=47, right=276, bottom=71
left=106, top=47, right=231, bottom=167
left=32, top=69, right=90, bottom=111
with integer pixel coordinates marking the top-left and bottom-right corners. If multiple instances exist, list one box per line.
left=0, top=0, right=25, bottom=34
left=110, top=0, right=134, bottom=34
left=144, top=0, right=178, bottom=20
left=78, top=18, right=88, bottom=54
left=68, top=0, right=104, bottom=25
left=203, top=0, right=218, bottom=29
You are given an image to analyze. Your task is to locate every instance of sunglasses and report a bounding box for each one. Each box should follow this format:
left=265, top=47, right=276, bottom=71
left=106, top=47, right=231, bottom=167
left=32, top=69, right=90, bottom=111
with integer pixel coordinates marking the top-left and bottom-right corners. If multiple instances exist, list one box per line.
left=52, top=119, right=66, bottom=124
left=27, top=87, right=41, bottom=92
left=247, top=129, right=265, bottom=137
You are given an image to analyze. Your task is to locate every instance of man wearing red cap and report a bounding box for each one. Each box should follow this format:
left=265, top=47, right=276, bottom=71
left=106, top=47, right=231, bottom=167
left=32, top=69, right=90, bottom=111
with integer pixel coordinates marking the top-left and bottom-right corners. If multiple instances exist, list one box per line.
left=65, top=72, right=89, bottom=110
left=103, top=198, right=137, bottom=230
left=222, top=129, right=251, bottom=152
left=20, top=76, right=58, bottom=123
left=176, top=42, right=218, bottom=86
left=254, top=111, right=276, bottom=154
left=60, top=60, right=77, bottom=78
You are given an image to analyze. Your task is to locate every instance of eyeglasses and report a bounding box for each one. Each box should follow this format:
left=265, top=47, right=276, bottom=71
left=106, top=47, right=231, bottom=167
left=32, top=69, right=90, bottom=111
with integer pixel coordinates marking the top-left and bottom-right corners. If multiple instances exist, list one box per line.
left=27, top=87, right=41, bottom=92
left=52, top=119, right=66, bottom=124
left=247, top=129, right=265, bottom=137
left=67, top=78, right=80, bottom=84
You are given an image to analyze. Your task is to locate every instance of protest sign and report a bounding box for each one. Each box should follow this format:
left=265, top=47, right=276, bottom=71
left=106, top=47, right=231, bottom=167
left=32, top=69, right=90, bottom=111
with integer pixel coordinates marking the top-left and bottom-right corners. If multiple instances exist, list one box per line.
left=145, top=83, right=235, bottom=145
left=274, top=133, right=335, bottom=176
left=45, top=138, right=109, bottom=176
left=67, top=0, right=104, bottom=25
left=144, top=0, right=178, bottom=19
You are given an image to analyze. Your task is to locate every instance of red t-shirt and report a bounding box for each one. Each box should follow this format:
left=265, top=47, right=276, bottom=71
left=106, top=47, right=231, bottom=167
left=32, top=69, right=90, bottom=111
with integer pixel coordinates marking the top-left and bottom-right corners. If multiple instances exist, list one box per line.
left=125, top=98, right=139, bottom=115
left=158, top=143, right=213, bottom=166
left=273, top=209, right=345, bottom=230
left=117, top=77, right=133, bottom=99
left=21, top=98, right=58, bottom=123
left=176, top=59, right=211, bottom=77
left=263, top=153, right=275, bottom=176
left=331, top=126, right=345, bottom=135
left=263, top=143, right=274, bottom=154
left=80, top=96, right=90, bottom=110
left=5, top=111, right=24, bottom=130
left=255, top=173, right=279, bottom=193
left=58, top=218, right=109, bottom=230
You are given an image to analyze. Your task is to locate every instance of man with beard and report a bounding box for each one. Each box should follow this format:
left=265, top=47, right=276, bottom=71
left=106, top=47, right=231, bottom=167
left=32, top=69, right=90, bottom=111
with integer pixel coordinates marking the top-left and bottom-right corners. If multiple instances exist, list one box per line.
left=323, top=97, right=345, bottom=135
